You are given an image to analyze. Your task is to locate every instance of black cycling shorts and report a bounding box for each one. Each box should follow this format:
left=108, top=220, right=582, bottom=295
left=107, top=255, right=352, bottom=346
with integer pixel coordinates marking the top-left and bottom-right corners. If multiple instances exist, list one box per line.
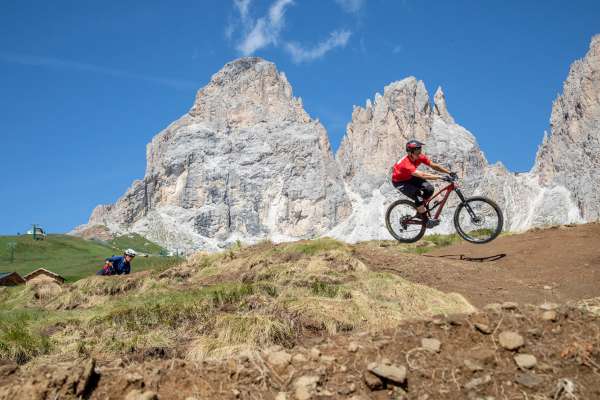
left=393, top=176, right=434, bottom=207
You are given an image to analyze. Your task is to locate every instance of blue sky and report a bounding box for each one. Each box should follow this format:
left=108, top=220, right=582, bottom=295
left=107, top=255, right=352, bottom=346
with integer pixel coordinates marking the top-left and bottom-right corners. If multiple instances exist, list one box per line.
left=1, top=0, right=599, bottom=234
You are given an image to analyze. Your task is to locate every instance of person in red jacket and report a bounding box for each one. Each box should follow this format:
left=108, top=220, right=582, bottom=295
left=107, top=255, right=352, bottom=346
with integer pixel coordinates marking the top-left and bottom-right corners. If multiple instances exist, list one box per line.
left=391, top=140, right=453, bottom=226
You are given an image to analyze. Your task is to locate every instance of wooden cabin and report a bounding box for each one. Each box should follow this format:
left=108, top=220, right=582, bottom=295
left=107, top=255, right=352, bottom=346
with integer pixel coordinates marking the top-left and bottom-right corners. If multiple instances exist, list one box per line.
left=23, top=268, right=65, bottom=285
left=0, top=272, right=26, bottom=286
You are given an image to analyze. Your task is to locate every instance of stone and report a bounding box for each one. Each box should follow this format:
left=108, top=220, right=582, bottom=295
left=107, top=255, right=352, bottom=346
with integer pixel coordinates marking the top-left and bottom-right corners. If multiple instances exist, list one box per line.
left=309, top=347, right=321, bottom=361
left=0, top=364, right=17, bottom=377
left=292, top=353, right=308, bottom=364
left=75, top=358, right=98, bottom=397
left=463, top=359, right=484, bottom=372
left=320, top=355, right=336, bottom=364
left=484, top=303, right=503, bottom=312
left=474, top=323, right=492, bottom=334
left=275, top=393, right=287, bottom=400
left=348, top=342, right=359, bottom=352
left=542, top=310, right=558, bottom=321
left=124, top=390, right=159, bottom=400
left=125, top=372, right=144, bottom=384
left=515, top=373, right=543, bottom=388
left=421, top=338, right=441, bottom=353
left=363, top=371, right=384, bottom=390
left=294, top=375, right=320, bottom=400
left=367, top=363, right=407, bottom=385
left=501, top=302, right=519, bottom=310
left=267, top=351, right=292, bottom=367
left=464, top=374, right=491, bottom=390
left=498, top=331, right=525, bottom=350
left=539, top=302, right=559, bottom=311
left=514, top=354, right=537, bottom=369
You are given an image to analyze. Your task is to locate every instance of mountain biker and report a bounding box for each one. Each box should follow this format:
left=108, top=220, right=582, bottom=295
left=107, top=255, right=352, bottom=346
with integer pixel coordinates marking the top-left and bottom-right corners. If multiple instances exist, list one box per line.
left=96, top=248, right=136, bottom=276
left=391, top=140, right=454, bottom=226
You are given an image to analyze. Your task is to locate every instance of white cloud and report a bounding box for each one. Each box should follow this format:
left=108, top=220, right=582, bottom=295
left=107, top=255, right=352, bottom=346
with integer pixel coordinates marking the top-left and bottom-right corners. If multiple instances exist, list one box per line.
left=234, top=0, right=252, bottom=21
left=229, top=0, right=352, bottom=63
left=0, top=52, right=196, bottom=90
left=334, top=0, right=365, bottom=14
left=285, top=30, right=351, bottom=63
left=237, top=0, right=294, bottom=55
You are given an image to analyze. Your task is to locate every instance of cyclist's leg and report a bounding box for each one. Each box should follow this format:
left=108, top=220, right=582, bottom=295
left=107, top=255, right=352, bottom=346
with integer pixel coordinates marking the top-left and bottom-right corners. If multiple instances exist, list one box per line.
left=402, top=177, right=431, bottom=215
left=393, top=179, right=425, bottom=215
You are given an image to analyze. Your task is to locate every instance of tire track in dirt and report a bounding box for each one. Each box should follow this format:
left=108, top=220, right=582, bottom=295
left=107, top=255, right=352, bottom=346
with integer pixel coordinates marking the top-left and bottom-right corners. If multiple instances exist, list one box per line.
left=355, top=223, right=600, bottom=307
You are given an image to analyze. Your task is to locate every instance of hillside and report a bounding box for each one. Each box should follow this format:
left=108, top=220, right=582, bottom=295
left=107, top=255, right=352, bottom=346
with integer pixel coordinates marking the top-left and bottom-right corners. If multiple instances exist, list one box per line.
left=0, top=224, right=599, bottom=399
left=0, top=234, right=177, bottom=282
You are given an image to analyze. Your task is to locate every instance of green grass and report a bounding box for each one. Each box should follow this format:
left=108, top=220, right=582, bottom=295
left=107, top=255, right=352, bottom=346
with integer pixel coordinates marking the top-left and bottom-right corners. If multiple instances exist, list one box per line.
left=0, top=234, right=180, bottom=282
left=0, top=309, right=52, bottom=363
left=277, top=237, right=346, bottom=256
left=109, top=233, right=166, bottom=255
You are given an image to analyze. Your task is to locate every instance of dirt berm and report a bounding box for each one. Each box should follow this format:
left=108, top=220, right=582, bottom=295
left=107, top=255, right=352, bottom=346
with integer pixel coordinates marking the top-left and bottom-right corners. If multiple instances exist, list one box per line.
left=0, top=224, right=599, bottom=399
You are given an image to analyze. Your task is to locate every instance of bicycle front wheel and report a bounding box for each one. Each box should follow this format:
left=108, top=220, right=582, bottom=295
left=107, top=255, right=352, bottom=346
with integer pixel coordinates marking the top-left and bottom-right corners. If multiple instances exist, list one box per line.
left=385, top=199, right=426, bottom=243
left=453, top=197, right=503, bottom=244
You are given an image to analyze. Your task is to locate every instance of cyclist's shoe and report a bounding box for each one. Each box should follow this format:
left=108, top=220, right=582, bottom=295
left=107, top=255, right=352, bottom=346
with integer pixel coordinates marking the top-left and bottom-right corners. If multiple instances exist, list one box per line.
left=425, top=218, right=440, bottom=229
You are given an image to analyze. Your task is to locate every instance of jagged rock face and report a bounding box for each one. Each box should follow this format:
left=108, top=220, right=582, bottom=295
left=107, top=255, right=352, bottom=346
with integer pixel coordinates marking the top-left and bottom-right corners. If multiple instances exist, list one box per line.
left=336, top=78, right=432, bottom=196
left=533, top=35, right=600, bottom=220
left=77, top=58, right=351, bottom=251
left=331, top=46, right=597, bottom=241
left=332, top=79, right=494, bottom=241
left=336, top=80, right=489, bottom=198
left=75, top=36, right=599, bottom=250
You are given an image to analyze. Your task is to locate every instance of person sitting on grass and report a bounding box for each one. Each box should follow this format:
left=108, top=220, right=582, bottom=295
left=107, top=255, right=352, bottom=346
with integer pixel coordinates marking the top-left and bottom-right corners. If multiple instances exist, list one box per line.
left=97, top=248, right=136, bottom=276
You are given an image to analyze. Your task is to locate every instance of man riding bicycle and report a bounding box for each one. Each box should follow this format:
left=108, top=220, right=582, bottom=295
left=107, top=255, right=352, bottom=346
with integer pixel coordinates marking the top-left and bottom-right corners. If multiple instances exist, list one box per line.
left=391, top=140, right=454, bottom=227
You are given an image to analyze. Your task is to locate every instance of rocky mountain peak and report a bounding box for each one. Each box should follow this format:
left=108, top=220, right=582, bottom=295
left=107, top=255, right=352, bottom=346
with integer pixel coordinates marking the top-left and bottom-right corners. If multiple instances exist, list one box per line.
left=189, top=57, right=308, bottom=128
left=533, top=34, right=600, bottom=220
left=433, top=86, right=454, bottom=124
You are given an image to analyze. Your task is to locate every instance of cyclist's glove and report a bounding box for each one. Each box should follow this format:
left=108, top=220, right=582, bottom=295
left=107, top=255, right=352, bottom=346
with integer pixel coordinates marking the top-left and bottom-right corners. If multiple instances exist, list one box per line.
left=449, top=172, right=458, bottom=180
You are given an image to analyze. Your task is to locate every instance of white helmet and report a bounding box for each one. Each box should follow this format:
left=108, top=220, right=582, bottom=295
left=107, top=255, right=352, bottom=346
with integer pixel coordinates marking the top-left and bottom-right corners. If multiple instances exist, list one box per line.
left=124, top=249, right=137, bottom=257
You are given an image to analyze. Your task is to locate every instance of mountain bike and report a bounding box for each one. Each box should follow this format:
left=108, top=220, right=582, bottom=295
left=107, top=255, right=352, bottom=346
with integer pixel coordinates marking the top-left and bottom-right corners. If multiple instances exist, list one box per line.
left=385, top=174, right=503, bottom=244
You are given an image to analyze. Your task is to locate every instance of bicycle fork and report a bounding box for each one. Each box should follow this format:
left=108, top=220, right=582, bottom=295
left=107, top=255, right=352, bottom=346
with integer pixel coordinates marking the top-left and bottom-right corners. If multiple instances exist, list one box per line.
left=455, top=188, right=478, bottom=220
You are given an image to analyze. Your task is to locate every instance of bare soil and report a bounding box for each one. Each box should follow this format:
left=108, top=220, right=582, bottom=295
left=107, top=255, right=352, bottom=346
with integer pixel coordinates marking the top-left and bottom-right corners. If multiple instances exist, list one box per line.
left=2, top=223, right=600, bottom=400
left=356, top=223, right=600, bottom=308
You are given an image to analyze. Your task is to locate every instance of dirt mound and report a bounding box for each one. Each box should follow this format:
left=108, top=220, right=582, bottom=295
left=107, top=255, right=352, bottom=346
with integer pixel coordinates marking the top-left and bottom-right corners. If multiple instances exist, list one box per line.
left=2, top=224, right=600, bottom=399
left=1, top=304, right=599, bottom=399
left=358, top=222, right=600, bottom=307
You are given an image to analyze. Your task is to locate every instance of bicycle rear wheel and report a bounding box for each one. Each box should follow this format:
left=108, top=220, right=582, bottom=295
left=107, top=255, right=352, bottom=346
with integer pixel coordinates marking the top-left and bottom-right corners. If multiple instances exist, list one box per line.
left=453, top=196, right=503, bottom=244
left=385, top=200, right=426, bottom=243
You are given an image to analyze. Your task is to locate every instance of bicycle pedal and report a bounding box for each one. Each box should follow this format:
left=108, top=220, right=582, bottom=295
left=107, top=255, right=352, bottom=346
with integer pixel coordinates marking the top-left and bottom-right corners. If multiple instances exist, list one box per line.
left=425, top=219, right=440, bottom=228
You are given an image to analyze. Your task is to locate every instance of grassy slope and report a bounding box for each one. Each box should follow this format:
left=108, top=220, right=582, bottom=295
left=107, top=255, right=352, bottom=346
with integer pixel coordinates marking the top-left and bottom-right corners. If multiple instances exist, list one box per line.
left=108, top=233, right=166, bottom=255
left=0, top=234, right=179, bottom=282
left=0, top=236, right=477, bottom=364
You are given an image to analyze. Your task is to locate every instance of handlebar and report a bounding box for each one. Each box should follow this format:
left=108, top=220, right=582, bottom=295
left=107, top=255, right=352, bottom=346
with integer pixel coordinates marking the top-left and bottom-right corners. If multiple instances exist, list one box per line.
left=442, top=173, right=459, bottom=182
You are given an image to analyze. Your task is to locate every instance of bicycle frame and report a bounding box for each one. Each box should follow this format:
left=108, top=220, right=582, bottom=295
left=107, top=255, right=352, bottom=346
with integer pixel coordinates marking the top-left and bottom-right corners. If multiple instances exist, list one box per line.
left=423, top=182, right=455, bottom=220
left=404, top=179, right=469, bottom=225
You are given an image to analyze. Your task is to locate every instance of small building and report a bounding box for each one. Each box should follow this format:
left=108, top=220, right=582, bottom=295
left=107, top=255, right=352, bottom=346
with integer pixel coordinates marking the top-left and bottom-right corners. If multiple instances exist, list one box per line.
left=25, top=226, right=47, bottom=240
left=0, top=272, right=26, bottom=286
left=24, top=268, right=65, bottom=285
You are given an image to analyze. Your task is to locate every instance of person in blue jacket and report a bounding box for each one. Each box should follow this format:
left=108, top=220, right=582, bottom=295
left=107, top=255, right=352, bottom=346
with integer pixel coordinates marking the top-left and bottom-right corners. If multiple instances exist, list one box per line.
left=97, top=248, right=136, bottom=275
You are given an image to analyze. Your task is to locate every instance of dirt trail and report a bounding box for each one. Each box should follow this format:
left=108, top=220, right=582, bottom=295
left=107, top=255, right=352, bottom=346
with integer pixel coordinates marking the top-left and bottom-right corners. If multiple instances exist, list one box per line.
left=356, top=223, right=600, bottom=308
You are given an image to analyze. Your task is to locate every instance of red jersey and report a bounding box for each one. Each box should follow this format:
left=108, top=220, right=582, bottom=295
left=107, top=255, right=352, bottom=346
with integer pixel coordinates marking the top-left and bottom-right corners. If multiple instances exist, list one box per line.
left=392, top=154, right=431, bottom=182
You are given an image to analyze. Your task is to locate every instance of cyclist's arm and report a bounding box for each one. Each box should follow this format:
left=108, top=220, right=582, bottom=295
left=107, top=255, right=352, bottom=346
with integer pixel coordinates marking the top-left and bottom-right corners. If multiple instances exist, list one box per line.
left=429, top=162, right=451, bottom=175
left=412, top=170, right=441, bottom=180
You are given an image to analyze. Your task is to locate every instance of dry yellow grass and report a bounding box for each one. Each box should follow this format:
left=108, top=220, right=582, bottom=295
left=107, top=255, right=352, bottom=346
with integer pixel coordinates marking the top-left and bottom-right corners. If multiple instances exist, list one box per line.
left=1, top=237, right=475, bottom=364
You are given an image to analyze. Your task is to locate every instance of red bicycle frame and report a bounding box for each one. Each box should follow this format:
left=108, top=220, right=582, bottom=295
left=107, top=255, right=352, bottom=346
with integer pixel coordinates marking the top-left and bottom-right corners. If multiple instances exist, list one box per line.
left=404, top=179, right=464, bottom=225
left=424, top=181, right=456, bottom=220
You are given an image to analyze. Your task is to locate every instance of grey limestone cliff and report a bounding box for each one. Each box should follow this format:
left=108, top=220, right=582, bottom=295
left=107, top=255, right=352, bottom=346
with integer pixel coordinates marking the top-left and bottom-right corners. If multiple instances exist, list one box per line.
left=74, top=36, right=599, bottom=250
left=73, top=58, right=350, bottom=251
